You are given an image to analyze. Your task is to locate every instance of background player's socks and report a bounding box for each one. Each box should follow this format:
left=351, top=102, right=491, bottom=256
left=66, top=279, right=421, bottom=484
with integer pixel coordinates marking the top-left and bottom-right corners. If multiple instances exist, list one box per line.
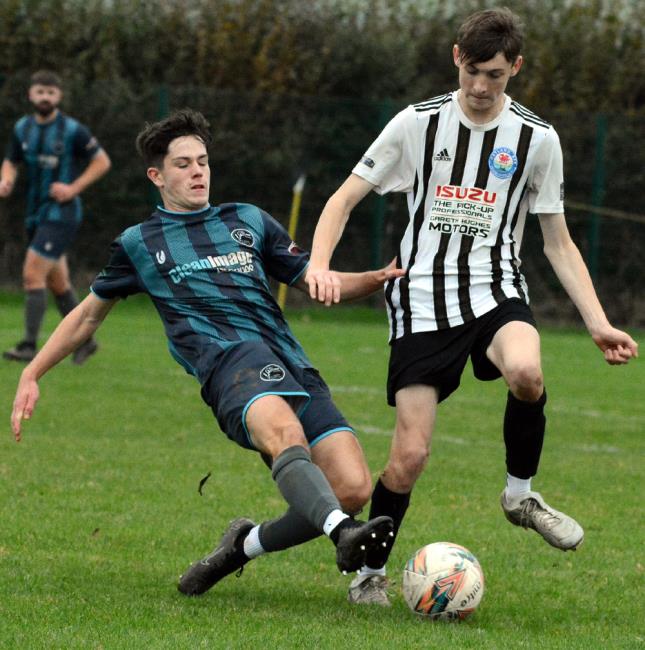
left=25, top=288, right=47, bottom=344
left=54, top=288, right=79, bottom=317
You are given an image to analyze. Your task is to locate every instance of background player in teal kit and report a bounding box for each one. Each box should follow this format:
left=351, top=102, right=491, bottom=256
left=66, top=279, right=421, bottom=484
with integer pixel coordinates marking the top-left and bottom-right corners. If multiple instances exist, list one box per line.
left=1, top=70, right=111, bottom=364
left=11, top=109, right=403, bottom=596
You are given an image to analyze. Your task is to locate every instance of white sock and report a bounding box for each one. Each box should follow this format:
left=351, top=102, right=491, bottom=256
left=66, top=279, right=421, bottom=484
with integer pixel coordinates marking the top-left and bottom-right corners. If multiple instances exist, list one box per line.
left=242, top=525, right=265, bottom=559
left=359, top=565, right=386, bottom=577
left=323, top=509, right=349, bottom=537
left=505, top=473, right=532, bottom=498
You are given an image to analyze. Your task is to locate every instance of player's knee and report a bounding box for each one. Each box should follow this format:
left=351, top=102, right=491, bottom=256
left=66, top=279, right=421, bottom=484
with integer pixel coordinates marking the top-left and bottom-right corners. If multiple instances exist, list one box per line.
left=335, top=473, right=372, bottom=514
left=506, top=363, right=543, bottom=401
left=23, top=267, right=45, bottom=289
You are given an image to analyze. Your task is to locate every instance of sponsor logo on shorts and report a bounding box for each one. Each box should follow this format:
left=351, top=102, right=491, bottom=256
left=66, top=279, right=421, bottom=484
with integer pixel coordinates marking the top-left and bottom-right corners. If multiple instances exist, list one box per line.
left=44, top=241, right=53, bottom=252
left=560, top=182, right=565, bottom=201
left=231, top=228, right=255, bottom=247
left=155, top=250, right=166, bottom=264
left=488, top=147, right=518, bottom=179
left=260, top=364, right=285, bottom=382
left=361, top=156, right=375, bottom=168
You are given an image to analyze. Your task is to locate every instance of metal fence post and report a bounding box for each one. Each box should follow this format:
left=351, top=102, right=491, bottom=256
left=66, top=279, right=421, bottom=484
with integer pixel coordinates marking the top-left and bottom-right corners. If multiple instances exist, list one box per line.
left=588, top=114, right=607, bottom=282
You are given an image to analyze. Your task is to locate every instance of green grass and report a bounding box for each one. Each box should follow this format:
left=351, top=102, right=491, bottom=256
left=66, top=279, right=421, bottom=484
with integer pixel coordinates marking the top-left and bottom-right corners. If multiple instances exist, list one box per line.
left=0, top=293, right=643, bottom=649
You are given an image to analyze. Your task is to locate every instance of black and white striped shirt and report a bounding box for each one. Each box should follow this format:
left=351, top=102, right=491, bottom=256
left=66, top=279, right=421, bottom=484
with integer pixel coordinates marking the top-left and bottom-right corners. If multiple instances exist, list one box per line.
left=353, top=91, right=564, bottom=340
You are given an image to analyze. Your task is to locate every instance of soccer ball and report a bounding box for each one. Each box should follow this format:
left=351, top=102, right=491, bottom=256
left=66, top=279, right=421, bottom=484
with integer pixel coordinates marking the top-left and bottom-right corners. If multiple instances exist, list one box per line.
left=402, top=542, right=485, bottom=620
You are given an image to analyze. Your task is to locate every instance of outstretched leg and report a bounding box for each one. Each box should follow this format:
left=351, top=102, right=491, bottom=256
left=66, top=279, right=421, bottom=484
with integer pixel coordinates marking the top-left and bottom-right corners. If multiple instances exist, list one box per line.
left=178, top=398, right=392, bottom=595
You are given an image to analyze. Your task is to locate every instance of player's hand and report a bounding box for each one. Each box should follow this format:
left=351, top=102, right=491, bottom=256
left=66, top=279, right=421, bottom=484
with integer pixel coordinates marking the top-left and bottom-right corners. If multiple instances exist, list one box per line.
left=0, top=179, right=13, bottom=198
left=591, top=326, right=638, bottom=365
left=49, top=182, right=77, bottom=203
left=11, top=373, right=40, bottom=442
left=305, top=267, right=342, bottom=306
left=381, top=257, right=406, bottom=282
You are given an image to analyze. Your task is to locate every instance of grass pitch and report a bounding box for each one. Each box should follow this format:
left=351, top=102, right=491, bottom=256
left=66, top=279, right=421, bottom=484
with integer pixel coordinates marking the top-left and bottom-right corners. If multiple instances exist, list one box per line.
left=0, top=292, right=643, bottom=649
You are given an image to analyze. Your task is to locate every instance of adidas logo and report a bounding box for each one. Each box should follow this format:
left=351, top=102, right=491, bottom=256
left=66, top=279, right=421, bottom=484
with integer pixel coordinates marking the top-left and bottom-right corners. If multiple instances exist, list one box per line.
left=433, top=148, right=452, bottom=162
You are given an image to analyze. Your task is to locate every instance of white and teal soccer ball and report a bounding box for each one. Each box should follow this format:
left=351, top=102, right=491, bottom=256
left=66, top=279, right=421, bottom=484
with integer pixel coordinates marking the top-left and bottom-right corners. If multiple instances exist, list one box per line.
left=402, top=542, right=485, bottom=620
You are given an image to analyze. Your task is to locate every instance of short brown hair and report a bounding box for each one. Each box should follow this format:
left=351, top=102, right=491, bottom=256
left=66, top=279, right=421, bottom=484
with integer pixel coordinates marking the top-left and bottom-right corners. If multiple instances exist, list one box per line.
left=30, top=70, right=62, bottom=88
left=135, top=109, right=212, bottom=168
left=457, top=8, right=523, bottom=64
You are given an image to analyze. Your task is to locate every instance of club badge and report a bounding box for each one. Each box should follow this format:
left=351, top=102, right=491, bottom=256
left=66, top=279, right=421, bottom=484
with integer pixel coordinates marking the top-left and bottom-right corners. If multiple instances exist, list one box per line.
left=488, top=147, right=518, bottom=179
left=231, top=229, right=255, bottom=247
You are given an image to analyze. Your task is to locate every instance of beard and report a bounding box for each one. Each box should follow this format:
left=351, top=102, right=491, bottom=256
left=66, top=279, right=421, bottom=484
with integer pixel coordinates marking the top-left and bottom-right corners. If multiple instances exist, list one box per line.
left=34, top=101, right=56, bottom=118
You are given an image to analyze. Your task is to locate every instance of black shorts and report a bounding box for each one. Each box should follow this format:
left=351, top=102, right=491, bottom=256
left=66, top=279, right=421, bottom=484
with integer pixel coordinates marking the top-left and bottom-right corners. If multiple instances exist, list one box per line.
left=27, top=218, right=79, bottom=259
left=201, top=341, right=352, bottom=451
left=387, top=298, right=537, bottom=405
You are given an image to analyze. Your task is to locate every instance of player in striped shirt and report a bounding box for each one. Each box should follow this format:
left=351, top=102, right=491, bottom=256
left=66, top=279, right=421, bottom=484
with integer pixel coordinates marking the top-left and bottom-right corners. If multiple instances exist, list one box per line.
left=307, top=8, right=638, bottom=606
left=10, top=109, right=402, bottom=595
left=1, top=70, right=111, bottom=364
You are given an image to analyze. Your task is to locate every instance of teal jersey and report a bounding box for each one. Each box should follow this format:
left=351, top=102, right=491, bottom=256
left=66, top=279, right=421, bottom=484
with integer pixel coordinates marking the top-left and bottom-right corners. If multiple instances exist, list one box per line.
left=6, top=112, right=101, bottom=227
left=91, top=203, right=312, bottom=384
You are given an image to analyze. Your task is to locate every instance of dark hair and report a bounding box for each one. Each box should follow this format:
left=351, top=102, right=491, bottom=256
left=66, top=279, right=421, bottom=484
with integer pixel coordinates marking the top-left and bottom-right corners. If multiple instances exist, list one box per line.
left=30, top=70, right=62, bottom=88
left=457, top=8, right=524, bottom=64
left=135, top=108, right=212, bottom=168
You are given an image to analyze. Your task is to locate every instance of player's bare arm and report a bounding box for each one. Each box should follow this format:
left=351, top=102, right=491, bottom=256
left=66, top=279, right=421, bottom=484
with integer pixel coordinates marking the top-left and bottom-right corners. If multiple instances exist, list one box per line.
left=307, top=174, right=375, bottom=305
left=0, top=159, right=18, bottom=198
left=298, top=258, right=404, bottom=302
left=539, top=212, right=638, bottom=365
left=49, top=149, right=111, bottom=203
left=11, top=293, right=117, bottom=440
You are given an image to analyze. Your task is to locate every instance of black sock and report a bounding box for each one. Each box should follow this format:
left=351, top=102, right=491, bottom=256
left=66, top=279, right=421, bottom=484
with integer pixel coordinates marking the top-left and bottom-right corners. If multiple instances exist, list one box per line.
left=54, top=289, right=78, bottom=317
left=364, top=478, right=410, bottom=569
left=24, top=289, right=47, bottom=345
left=504, top=390, right=547, bottom=479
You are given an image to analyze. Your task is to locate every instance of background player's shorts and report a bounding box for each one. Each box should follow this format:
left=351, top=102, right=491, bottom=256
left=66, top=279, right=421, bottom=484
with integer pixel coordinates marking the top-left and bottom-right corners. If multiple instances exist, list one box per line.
left=201, top=341, right=352, bottom=451
left=27, top=218, right=80, bottom=259
left=387, top=298, right=537, bottom=405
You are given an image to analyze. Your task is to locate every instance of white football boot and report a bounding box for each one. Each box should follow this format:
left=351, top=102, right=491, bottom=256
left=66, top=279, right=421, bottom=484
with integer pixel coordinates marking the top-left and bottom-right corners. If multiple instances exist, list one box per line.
left=501, top=490, right=584, bottom=551
left=348, top=574, right=392, bottom=607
